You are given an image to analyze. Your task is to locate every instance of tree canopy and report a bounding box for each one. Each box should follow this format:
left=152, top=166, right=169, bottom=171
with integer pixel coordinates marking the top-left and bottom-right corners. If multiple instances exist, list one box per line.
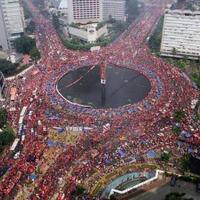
left=174, top=110, right=185, bottom=122
left=30, top=47, right=41, bottom=61
left=172, top=126, right=181, bottom=135
left=52, top=14, right=60, bottom=30
left=191, top=72, right=200, bottom=88
left=161, top=151, right=171, bottom=163
left=180, top=154, right=190, bottom=173
left=71, top=185, right=85, bottom=196
left=165, top=192, right=193, bottom=200
left=0, top=59, right=17, bottom=77
left=13, top=36, right=40, bottom=61
left=0, top=126, right=15, bottom=146
left=0, top=108, right=7, bottom=128
left=112, top=21, right=127, bottom=32
left=0, top=109, right=15, bottom=155
left=14, top=36, right=36, bottom=54
left=149, top=16, right=164, bottom=53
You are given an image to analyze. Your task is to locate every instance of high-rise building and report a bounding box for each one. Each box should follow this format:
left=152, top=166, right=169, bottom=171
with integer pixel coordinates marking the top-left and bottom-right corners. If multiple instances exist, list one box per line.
left=160, top=9, right=200, bottom=59
left=102, top=0, right=126, bottom=21
left=0, top=0, right=25, bottom=51
left=68, top=0, right=103, bottom=24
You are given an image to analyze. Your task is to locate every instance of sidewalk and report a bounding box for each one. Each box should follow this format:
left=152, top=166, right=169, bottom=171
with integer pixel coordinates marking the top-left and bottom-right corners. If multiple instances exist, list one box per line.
left=5, top=64, right=35, bottom=81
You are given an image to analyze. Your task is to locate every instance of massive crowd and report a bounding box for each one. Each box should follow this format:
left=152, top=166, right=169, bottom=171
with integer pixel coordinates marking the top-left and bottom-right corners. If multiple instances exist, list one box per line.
left=0, top=0, right=199, bottom=199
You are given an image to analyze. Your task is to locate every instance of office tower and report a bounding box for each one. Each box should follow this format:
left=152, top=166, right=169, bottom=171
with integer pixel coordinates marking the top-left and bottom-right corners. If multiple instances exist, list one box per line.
left=68, top=0, right=103, bottom=24
left=0, top=0, right=25, bottom=51
left=102, top=0, right=126, bottom=21
left=161, top=9, right=200, bottom=59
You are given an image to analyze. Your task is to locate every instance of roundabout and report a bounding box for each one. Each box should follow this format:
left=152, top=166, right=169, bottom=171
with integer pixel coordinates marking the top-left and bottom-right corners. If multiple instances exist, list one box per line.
left=0, top=0, right=199, bottom=199
left=46, top=62, right=164, bottom=118
left=57, top=65, right=151, bottom=109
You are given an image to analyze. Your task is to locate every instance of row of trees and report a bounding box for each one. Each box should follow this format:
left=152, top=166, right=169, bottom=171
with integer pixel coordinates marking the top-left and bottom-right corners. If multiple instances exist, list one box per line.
left=14, top=36, right=40, bottom=61
left=160, top=150, right=190, bottom=174
left=0, top=108, right=15, bottom=155
left=149, top=16, right=164, bottom=53
left=191, top=72, right=200, bottom=88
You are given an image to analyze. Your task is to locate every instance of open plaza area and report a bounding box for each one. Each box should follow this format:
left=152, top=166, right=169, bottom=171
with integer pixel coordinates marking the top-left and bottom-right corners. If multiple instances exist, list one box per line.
left=0, top=0, right=199, bottom=199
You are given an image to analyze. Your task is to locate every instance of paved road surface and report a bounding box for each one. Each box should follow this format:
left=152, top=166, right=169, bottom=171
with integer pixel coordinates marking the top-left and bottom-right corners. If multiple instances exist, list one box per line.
left=131, top=180, right=199, bottom=200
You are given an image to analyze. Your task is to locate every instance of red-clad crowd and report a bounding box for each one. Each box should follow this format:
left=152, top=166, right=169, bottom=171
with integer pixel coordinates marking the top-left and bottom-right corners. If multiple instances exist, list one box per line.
left=0, top=0, right=199, bottom=199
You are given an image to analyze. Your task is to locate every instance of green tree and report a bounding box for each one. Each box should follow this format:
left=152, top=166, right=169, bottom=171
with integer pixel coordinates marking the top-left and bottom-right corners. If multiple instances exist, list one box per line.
left=0, top=59, right=17, bottom=76
left=0, top=145, right=4, bottom=154
left=72, top=185, right=85, bottom=196
left=177, top=59, right=187, bottom=69
left=180, top=154, right=190, bottom=174
left=113, top=21, right=127, bottom=32
left=148, top=16, right=164, bottom=52
left=174, top=110, right=185, bottom=122
left=0, top=126, right=15, bottom=146
left=52, top=14, right=60, bottom=30
left=165, top=192, right=193, bottom=200
left=110, top=194, right=117, bottom=200
left=0, top=108, right=7, bottom=128
left=161, top=151, right=171, bottom=163
left=14, top=36, right=36, bottom=54
left=30, top=47, right=40, bottom=61
left=191, top=72, right=200, bottom=89
left=96, top=22, right=106, bottom=30
left=172, top=126, right=181, bottom=135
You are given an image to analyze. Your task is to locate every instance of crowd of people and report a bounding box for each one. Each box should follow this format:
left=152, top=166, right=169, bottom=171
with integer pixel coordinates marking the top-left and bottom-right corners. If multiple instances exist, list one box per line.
left=0, top=0, right=199, bottom=199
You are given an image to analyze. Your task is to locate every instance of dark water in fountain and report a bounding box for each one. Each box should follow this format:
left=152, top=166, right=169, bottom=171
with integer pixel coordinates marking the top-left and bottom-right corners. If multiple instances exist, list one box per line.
left=57, top=65, right=151, bottom=109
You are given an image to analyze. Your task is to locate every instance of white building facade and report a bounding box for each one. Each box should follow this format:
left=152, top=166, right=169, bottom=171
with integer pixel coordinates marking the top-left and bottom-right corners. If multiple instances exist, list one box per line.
left=160, top=9, right=200, bottom=59
left=68, top=0, right=103, bottom=24
left=68, top=23, right=108, bottom=43
left=102, top=0, right=126, bottom=21
left=0, top=0, right=25, bottom=51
